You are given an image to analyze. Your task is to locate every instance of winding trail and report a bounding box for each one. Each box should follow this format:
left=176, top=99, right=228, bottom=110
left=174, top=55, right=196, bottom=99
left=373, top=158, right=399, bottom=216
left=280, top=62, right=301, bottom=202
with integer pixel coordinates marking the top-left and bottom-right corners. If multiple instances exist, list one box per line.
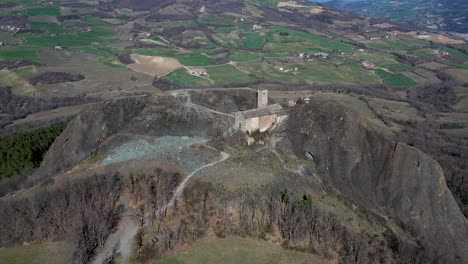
left=92, top=149, right=230, bottom=264
left=92, top=197, right=139, bottom=264
left=156, top=151, right=230, bottom=215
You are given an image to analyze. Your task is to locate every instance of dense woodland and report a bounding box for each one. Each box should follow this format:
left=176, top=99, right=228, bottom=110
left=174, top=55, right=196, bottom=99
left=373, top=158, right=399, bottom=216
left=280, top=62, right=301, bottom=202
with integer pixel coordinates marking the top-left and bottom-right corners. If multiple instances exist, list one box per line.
left=0, top=122, right=66, bottom=179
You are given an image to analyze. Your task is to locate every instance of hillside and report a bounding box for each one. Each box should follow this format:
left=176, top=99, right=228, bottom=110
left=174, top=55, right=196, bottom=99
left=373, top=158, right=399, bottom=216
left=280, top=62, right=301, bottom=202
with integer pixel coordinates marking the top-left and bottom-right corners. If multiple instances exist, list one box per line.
left=326, top=0, right=468, bottom=35
left=1, top=93, right=466, bottom=264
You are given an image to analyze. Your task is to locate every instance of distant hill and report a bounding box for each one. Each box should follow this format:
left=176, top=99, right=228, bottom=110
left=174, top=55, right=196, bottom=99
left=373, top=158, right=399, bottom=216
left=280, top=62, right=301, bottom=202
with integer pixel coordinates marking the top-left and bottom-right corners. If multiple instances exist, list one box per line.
left=325, top=0, right=468, bottom=34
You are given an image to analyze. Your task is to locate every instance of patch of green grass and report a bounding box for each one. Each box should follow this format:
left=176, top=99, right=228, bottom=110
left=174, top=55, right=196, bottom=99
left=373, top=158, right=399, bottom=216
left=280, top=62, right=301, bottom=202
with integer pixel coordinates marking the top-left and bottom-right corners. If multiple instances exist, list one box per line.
left=62, top=2, right=95, bottom=8
left=246, top=3, right=263, bottom=16
left=102, top=18, right=124, bottom=25
left=264, top=42, right=324, bottom=53
left=98, top=57, right=126, bottom=68
left=197, top=13, right=235, bottom=26
left=115, top=8, right=132, bottom=16
left=82, top=15, right=110, bottom=27
left=0, top=242, right=70, bottom=264
left=131, top=47, right=174, bottom=57
left=353, top=52, right=398, bottom=65
left=239, top=58, right=379, bottom=85
left=29, top=21, right=73, bottom=34
left=12, top=65, right=36, bottom=79
left=163, top=69, right=211, bottom=86
left=22, top=34, right=109, bottom=47
left=0, top=46, right=39, bottom=61
left=26, top=7, right=61, bottom=17
left=438, top=46, right=468, bottom=58
left=382, top=63, right=415, bottom=72
left=19, top=26, right=115, bottom=47
left=0, top=70, right=34, bottom=96
left=212, top=26, right=236, bottom=34
left=412, top=48, right=436, bottom=59
left=79, top=27, right=115, bottom=38
left=150, top=36, right=169, bottom=45
left=76, top=46, right=124, bottom=67
left=229, top=51, right=264, bottom=62
left=151, top=238, right=328, bottom=264
left=376, top=69, right=417, bottom=86
left=207, top=64, right=256, bottom=84
left=173, top=53, right=216, bottom=66
left=367, top=36, right=429, bottom=51
left=238, top=32, right=265, bottom=49
left=268, top=25, right=356, bottom=52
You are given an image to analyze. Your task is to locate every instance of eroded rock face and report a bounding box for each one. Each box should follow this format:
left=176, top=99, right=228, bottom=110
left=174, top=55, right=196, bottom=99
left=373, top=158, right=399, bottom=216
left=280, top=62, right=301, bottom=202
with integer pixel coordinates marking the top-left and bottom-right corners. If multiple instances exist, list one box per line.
left=33, top=97, right=147, bottom=179
left=33, top=96, right=231, bottom=180
left=288, top=101, right=468, bottom=263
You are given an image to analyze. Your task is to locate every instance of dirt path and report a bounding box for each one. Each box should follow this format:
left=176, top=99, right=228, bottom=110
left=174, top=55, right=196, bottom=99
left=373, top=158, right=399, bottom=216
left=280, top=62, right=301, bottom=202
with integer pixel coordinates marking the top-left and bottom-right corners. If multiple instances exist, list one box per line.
left=92, top=150, right=230, bottom=264
left=92, top=197, right=139, bottom=264
left=187, top=102, right=235, bottom=118
left=155, top=150, right=230, bottom=215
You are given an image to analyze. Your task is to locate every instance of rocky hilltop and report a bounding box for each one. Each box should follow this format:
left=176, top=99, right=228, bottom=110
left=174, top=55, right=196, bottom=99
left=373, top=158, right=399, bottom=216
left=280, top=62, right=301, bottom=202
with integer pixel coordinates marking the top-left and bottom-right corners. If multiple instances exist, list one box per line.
left=288, top=101, right=468, bottom=262
left=16, top=94, right=465, bottom=263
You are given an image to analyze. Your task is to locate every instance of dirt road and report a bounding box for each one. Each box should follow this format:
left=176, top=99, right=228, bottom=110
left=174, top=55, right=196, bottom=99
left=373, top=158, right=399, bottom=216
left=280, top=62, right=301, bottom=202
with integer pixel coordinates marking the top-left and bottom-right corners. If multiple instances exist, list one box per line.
left=92, top=150, right=230, bottom=264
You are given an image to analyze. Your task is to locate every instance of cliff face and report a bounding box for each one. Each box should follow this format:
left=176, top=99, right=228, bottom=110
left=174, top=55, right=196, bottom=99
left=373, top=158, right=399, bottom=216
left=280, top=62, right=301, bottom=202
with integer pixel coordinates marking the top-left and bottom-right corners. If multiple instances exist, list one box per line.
left=288, top=101, right=468, bottom=263
left=33, top=96, right=231, bottom=180
left=33, top=97, right=147, bottom=179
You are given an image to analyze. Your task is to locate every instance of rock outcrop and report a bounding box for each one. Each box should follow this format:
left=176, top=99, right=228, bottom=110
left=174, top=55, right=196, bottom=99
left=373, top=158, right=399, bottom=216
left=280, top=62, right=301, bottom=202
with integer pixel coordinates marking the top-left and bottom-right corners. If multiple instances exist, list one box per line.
left=287, top=101, right=468, bottom=263
left=33, top=97, right=147, bottom=179
left=33, top=96, right=231, bottom=180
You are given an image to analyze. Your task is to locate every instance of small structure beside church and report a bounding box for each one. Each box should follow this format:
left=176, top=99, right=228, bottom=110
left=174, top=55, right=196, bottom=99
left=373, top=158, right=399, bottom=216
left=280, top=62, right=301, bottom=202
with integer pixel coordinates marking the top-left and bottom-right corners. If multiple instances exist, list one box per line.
left=234, top=89, right=287, bottom=134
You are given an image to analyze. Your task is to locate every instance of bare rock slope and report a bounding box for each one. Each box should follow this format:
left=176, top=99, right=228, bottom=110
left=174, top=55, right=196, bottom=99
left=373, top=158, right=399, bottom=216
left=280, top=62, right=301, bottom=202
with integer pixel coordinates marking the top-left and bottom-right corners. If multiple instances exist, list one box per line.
left=288, top=101, right=468, bottom=263
left=34, top=96, right=231, bottom=180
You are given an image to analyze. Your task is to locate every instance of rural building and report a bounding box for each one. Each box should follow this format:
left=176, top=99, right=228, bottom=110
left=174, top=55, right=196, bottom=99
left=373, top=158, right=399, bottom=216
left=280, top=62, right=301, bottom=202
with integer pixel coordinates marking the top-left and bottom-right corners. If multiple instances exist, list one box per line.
left=234, top=90, right=287, bottom=134
left=361, top=60, right=377, bottom=70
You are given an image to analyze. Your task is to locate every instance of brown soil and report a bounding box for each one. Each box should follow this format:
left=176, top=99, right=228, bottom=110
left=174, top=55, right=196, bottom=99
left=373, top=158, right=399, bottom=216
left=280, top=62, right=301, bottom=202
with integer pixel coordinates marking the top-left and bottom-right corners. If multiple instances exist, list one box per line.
left=309, top=7, right=324, bottom=14
left=277, top=1, right=306, bottom=8
left=128, top=54, right=182, bottom=77
left=414, top=34, right=465, bottom=44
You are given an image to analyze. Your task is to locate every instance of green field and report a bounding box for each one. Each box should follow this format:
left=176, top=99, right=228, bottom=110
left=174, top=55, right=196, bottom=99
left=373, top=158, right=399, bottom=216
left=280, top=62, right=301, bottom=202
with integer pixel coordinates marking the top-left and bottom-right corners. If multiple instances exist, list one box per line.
left=163, top=69, right=211, bottom=86
left=207, top=64, right=257, bottom=84
left=238, top=32, right=265, bottom=49
left=151, top=238, right=328, bottom=264
left=0, top=243, right=70, bottom=264
left=376, top=69, right=417, bottom=86
left=173, top=53, right=216, bottom=66
left=0, top=70, right=34, bottom=96
left=0, top=46, right=39, bottom=61
left=229, top=50, right=264, bottom=62
left=382, top=63, right=415, bottom=72
left=267, top=25, right=357, bottom=53
left=26, top=7, right=61, bottom=17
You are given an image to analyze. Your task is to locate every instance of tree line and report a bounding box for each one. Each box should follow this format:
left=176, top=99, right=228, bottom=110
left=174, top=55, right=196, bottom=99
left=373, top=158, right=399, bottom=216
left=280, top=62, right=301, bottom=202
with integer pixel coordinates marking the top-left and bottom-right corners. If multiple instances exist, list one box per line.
left=0, top=122, right=66, bottom=179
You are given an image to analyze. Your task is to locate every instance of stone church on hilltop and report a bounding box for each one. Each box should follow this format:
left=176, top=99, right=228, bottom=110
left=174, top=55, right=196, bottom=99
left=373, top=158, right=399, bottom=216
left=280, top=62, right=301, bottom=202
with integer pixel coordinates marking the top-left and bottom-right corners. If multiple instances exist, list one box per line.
left=234, top=90, right=287, bottom=134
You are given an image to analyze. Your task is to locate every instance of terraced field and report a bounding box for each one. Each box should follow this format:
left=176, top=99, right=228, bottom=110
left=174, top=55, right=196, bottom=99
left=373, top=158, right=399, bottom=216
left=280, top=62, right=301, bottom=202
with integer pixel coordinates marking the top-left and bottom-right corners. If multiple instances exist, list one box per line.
left=0, top=0, right=466, bottom=90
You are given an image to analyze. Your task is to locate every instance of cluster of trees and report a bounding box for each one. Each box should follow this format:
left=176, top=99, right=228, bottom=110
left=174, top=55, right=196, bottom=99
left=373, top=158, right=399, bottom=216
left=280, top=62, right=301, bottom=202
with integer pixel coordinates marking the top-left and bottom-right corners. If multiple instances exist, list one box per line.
left=28, top=72, right=85, bottom=86
left=0, top=173, right=121, bottom=263
left=0, top=122, right=66, bottom=179
left=0, top=164, right=184, bottom=263
left=126, top=171, right=432, bottom=264
left=407, top=82, right=457, bottom=112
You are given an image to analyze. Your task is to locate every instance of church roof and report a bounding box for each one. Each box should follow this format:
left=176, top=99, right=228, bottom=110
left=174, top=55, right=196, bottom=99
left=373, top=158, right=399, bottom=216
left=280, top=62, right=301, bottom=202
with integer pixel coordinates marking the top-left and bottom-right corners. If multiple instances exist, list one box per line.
left=236, top=104, right=285, bottom=119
